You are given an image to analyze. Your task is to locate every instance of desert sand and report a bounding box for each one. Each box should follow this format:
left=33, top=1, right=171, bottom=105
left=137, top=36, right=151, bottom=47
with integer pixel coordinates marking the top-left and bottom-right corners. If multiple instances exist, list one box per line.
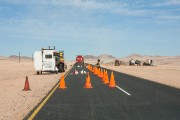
left=85, top=55, right=180, bottom=89
left=0, top=58, right=74, bottom=120
left=101, top=65, right=180, bottom=89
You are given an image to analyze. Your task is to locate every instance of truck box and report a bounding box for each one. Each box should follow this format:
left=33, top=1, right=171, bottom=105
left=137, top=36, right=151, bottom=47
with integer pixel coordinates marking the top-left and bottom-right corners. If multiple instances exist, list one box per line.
left=34, top=49, right=58, bottom=74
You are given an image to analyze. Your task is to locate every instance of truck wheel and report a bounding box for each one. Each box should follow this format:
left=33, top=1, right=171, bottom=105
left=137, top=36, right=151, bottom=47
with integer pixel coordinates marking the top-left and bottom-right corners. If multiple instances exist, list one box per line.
left=58, top=66, right=63, bottom=73
left=58, top=67, right=62, bottom=73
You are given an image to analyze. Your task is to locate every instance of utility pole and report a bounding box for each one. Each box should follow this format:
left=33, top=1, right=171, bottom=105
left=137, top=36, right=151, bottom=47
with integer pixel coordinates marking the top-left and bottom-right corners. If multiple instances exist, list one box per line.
left=32, top=53, right=33, bottom=62
left=19, top=52, right=20, bottom=63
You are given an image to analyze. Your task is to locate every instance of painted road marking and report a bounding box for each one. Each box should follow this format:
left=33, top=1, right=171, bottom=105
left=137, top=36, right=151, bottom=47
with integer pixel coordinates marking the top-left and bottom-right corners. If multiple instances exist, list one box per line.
left=28, top=64, right=74, bottom=120
left=116, top=85, right=131, bottom=96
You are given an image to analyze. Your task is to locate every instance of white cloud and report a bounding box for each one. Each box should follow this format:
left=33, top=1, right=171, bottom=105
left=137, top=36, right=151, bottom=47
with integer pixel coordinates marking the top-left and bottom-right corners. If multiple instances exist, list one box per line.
left=155, top=0, right=180, bottom=6
left=0, top=0, right=159, bottom=17
left=52, top=0, right=154, bottom=16
left=51, top=0, right=124, bottom=9
left=158, top=15, right=180, bottom=20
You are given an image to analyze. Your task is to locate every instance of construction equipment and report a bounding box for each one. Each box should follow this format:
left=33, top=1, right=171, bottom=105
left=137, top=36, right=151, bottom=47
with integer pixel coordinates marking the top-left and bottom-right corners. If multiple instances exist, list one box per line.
left=54, top=51, right=66, bottom=72
left=115, top=60, right=120, bottom=66
left=143, top=60, right=153, bottom=66
left=129, top=59, right=136, bottom=66
left=129, top=59, right=141, bottom=66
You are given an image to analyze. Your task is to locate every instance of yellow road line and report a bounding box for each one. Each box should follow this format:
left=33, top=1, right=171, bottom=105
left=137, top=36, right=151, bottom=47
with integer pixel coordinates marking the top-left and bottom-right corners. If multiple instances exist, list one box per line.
left=28, top=65, right=74, bottom=120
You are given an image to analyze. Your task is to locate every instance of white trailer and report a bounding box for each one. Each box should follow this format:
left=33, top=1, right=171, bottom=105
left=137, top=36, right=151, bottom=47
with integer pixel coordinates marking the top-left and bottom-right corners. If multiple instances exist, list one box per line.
left=34, top=48, right=59, bottom=74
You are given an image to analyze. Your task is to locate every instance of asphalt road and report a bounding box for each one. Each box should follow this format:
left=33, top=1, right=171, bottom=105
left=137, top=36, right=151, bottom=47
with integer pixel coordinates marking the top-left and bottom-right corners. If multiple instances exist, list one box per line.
left=26, top=63, right=180, bottom=120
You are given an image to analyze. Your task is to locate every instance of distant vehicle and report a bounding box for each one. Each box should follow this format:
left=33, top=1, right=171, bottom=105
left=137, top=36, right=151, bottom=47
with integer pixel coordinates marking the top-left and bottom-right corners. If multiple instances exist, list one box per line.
left=115, top=60, right=120, bottom=66
left=76, top=55, right=84, bottom=67
left=129, top=59, right=141, bottom=66
left=143, top=60, right=153, bottom=66
left=129, top=59, right=136, bottom=66
left=33, top=46, right=65, bottom=74
left=76, top=55, right=84, bottom=63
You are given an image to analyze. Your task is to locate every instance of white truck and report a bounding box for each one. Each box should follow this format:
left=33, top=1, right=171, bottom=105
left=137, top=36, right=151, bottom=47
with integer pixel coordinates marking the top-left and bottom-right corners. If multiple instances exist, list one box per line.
left=34, top=47, right=59, bottom=74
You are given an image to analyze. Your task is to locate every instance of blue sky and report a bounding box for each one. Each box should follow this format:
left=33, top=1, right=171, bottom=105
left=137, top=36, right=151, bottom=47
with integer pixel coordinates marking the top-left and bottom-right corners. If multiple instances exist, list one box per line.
left=0, top=0, right=180, bottom=60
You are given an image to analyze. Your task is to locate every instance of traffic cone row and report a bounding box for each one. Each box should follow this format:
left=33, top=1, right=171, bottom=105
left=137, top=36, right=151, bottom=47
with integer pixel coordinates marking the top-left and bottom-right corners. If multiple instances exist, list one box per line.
left=23, top=65, right=116, bottom=91
left=87, top=64, right=116, bottom=88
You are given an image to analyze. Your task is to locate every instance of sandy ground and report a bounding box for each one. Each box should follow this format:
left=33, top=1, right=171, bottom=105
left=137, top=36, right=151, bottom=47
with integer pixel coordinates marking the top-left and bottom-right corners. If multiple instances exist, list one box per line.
left=0, top=59, right=75, bottom=120
left=85, top=59, right=180, bottom=89
left=101, top=64, right=180, bottom=89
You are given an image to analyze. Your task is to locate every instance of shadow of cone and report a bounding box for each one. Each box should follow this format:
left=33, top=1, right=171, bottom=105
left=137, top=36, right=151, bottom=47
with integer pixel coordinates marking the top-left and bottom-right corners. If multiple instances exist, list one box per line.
left=59, top=74, right=67, bottom=89
left=103, top=70, right=109, bottom=84
left=109, top=72, right=116, bottom=88
left=84, top=73, right=92, bottom=88
left=23, top=76, right=31, bottom=91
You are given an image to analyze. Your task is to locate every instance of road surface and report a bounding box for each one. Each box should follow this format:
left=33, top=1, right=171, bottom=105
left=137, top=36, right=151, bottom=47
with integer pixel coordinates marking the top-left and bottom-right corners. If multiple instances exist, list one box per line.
left=26, top=63, right=180, bottom=120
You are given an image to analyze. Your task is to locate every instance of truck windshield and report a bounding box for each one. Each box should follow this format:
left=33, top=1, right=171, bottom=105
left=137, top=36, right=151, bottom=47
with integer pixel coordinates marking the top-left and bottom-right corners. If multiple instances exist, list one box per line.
left=45, top=54, right=52, bottom=59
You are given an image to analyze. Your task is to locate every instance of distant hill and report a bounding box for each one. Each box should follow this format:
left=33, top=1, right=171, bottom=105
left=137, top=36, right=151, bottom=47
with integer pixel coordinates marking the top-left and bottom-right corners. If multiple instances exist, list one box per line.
left=84, top=54, right=116, bottom=60
left=8, top=55, right=32, bottom=59
left=97, top=54, right=116, bottom=59
left=84, top=55, right=97, bottom=59
left=125, top=54, right=143, bottom=58
left=0, top=56, right=7, bottom=60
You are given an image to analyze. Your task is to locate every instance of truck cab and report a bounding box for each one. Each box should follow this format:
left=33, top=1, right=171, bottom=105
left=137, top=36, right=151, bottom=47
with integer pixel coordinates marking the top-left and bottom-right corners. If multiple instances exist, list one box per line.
left=54, top=51, right=66, bottom=72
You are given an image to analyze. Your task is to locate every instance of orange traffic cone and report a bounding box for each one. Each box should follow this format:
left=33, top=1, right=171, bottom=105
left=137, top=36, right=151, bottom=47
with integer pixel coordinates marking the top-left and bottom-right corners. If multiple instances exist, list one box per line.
left=104, top=70, right=109, bottom=84
left=23, top=76, right=31, bottom=91
left=98, top=68, right=101, bottom=77
left=94, top=67, right=98, bottom=75
left=84, top=73, right=92, bottom=88
left=59, top=74, right=67, bottom=89
left=90, top=65, right=92, bottom=72
left=99, top=69, right=103, bottom=78
left=109, top=72, right=116, bottom=88
left=102, top=70, right=106, bottom=82
left=93, top=67, right=95, bottom=73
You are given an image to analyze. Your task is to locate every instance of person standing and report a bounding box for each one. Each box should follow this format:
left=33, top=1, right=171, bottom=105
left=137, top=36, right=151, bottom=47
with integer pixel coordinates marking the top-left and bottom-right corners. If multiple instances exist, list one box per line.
left=96, top=59, right=101, bottom=68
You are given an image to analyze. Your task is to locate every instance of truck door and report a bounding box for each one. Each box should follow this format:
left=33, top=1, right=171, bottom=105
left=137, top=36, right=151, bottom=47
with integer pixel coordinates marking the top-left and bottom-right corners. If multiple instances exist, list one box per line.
left=42, top=51, right=55, bottom=71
